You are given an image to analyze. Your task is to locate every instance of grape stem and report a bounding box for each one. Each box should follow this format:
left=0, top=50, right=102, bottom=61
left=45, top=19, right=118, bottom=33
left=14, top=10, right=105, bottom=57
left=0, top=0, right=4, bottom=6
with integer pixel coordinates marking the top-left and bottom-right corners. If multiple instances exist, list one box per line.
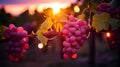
left=87, top=0, right=96, bottom=67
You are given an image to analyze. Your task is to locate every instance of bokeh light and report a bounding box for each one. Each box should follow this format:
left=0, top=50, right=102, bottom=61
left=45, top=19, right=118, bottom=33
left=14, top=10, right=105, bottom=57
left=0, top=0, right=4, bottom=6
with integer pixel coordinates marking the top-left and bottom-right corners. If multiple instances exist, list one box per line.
left=106, top=32, right=111, bottom=38
left=74, top=5, right=80, bottom=13
left=38, top=43, right=44, bottom=49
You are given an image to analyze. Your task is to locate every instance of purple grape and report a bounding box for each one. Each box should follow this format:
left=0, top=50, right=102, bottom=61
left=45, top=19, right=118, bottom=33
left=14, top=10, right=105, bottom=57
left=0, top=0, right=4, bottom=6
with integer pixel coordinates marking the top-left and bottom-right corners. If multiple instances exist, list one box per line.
left=11, top=27, right=17, bottom=32
left=14, top=42, right=19, bottom=47
left=69, top=28, right=76, bottom=34
left=69, top=36, right=76, bottom=42
left=63, top=41, right=71, bottom=47
left=19, top=39, right=26, bottom=47
left=5, top=28, right=11, bottom=33
left=16, top=47, right=22, bottom=53
left=22, top=37, right=29, bottom=43
left=62, top=29, right=69, bottom=35
left=16, top=32, right=23, bottom=39
left=66, top=47, right=72, bottom=52
left=71, top=42, right=78, bottom=47
left=23, top=23, right=34, bottom=34
left=75, top=30, right=81, bottom=36
left=9, top=32, right=15, bottom=37
left=80, top=29, right=86, bottom=34
left=64, top=24, right=69, bottom=29
left=71, top=49, right=77, bottom=54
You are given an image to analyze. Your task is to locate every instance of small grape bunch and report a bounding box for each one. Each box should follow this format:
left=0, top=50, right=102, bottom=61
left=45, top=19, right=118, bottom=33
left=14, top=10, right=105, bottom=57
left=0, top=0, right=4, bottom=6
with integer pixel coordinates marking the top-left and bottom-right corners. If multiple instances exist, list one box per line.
left=97, top=3, right=120, bottom=18
left=4, top=24, right=29, bottom=62
left=62, top=19, right=88, bottom=60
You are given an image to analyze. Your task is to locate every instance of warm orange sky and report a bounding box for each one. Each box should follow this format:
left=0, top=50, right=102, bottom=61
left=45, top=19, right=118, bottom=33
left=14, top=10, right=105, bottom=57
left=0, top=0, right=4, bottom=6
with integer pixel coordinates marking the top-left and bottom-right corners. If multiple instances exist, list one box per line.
left=0, top=0, right=77, bottom=4
left=0, top=0, right=77, bottom=16
left=1, top=3, right=71, bottom=16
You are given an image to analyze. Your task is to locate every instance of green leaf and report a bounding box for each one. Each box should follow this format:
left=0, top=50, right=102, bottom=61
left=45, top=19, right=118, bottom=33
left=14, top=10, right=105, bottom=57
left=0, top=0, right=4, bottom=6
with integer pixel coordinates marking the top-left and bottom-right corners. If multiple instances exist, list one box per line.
left=43, top=8, right=54, bottom=18
left=89, top=2, right=98, bottom=13
left=40, top=17, right=53, bottom=32
left=77, top=14, right=86, bottom=20
left=53, top=14, right=67, bottom=32
left=36, top=17, right=53, bottom=46
left=92, top=12, right=110, bottom=32
left=36, top=30, right=48, bottom=46
left=0, top=25, right=7, bottom=39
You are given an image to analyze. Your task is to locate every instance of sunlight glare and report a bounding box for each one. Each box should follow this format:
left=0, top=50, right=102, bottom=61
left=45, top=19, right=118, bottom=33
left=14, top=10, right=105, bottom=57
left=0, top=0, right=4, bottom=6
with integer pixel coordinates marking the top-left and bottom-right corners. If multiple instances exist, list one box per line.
left=51, top=2, right=61, bottom=15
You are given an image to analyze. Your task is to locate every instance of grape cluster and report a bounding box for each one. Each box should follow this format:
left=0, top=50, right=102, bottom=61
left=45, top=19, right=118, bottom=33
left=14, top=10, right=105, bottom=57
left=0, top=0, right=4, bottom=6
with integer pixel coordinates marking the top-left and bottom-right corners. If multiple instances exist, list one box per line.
left=4, top=24, right=29, bottom=62
left=62, top=19, right=88, bottom=59
left=97, top=3, right=120, bottom=18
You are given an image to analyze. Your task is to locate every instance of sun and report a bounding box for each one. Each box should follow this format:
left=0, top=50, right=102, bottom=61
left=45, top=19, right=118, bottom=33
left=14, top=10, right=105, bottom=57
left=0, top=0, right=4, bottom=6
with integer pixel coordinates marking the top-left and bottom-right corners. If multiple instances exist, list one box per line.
left=36, top=2, right=70, bottom=15
left=51, top=2, right=61, bottom=15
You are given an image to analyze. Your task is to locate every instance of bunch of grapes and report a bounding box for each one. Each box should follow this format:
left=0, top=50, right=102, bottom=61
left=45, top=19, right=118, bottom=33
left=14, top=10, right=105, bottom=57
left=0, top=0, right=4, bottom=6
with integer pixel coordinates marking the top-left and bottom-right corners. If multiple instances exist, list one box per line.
left=4, top=24, right=29, bottom=62
left=97, top=3, right=120, bottom=18
left=62, top=19, right=88, bottom=59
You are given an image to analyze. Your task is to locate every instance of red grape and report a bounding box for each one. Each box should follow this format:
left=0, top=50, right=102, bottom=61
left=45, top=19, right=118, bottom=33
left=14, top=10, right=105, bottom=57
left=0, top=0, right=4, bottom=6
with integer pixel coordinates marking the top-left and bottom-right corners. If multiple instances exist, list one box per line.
left=63, top=53, right=69, bottom=60
left=69, top=36, right=76, bottom=42
left=9, top=24, right=15, bottom=30
left=17, top=27, right=24, bottom=32
left=68, top=15, right=76, bottom=22
left=69, top=28, right=76, bottom=34
left=75, top=31, right=81, bottom=36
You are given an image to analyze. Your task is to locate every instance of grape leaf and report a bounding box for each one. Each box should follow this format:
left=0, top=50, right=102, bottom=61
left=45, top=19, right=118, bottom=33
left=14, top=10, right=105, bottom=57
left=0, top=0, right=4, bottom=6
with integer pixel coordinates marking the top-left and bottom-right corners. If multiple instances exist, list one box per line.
left=43, top=8, right=54, bottom=18
left=40, top=17, right=53, bottom=32
left=89, top=2, right=97, bottom=13
left=36, top=17, right=53, bottom=46
left=92, top=12, right=110, bottom=32
left=36, top=30, right=48, bottom=46
left=53, top=14, right=67, bottom=32
left=55, top=14, right=68, bottom=23
left=108, top=18, right=120, bottom=30
left=77, top=14, right=86, bottom=20
left=53, top=22, right=64, bottom=32
left=0, top=25, right=7, bottom=39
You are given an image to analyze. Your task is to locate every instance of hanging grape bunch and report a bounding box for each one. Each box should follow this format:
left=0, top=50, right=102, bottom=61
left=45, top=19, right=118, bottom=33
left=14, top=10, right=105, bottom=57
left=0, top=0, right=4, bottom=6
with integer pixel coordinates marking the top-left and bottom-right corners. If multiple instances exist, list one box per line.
left=97, top=3, right=120, bottom=18
left=4, top=24, right=29, bottom=62
left=62, top=15, right=89, bottom=59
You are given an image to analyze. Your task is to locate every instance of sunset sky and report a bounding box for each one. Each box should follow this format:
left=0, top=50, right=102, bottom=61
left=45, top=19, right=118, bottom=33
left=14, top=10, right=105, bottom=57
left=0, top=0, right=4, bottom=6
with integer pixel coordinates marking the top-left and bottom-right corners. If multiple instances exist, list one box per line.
left=0, top=0, right=77, bottom=4
left=0, top=0, right=77, bottom=16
